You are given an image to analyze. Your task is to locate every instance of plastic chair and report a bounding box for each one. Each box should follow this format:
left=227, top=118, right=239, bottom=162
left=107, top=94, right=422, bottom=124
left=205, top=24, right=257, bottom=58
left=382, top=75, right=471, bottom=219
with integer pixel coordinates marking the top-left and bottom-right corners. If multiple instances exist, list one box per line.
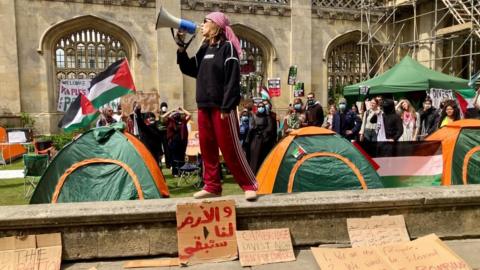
left=177, top=155, right=203, bottom=188
left=23, top=154, right=49, bottom=198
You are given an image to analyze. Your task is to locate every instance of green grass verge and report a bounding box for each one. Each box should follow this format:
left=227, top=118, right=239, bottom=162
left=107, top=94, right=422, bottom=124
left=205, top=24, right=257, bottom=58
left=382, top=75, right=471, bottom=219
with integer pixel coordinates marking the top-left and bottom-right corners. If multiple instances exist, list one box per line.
left=0, top=164, right=243, bottom=206
left=0, top=159, right=24, bottom=171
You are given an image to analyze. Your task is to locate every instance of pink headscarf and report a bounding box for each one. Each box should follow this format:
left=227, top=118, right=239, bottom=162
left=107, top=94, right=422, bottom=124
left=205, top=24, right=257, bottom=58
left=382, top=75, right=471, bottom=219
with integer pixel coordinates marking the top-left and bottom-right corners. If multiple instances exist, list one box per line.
left=205, top=12, right=242, bottom=58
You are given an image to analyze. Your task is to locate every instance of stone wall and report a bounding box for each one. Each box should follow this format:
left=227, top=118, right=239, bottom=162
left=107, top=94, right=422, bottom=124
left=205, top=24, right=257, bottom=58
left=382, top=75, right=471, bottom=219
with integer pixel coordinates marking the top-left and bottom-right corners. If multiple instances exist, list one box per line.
left=1, top=186, right=480, bottom=260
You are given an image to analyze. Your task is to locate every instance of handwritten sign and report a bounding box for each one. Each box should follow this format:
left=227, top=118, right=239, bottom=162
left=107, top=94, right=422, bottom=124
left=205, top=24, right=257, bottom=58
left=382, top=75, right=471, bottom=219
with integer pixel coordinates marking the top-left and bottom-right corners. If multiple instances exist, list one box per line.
left=347, top=215, right=410, bottom=247
left=428, top=88, right=454, bottom=109
left=236, top=228, right=295, bottom=266
left=57, top=79, right=91, bottom=112
left=311, top=234, right=471, bottom=270
left=0, top=233, right=62, bottom=270
left=121, top=92, right=160, bottom=116
left=176, top=200, right=237, bottom=265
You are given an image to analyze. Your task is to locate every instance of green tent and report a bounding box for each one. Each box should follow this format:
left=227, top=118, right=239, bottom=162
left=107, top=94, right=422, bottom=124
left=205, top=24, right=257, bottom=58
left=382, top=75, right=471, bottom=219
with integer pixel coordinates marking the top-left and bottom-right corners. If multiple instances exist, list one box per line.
left=344, top=56, right=469, bottom=96
left=30, top=126, right=170, bottom=204
left=257, top=127, right=383, bottom=194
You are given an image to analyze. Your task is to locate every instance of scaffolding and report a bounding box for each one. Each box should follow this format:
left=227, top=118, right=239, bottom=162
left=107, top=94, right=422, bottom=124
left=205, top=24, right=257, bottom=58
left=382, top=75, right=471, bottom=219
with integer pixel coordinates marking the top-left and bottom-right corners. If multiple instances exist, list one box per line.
left=359, top=0, right=480, bottom=81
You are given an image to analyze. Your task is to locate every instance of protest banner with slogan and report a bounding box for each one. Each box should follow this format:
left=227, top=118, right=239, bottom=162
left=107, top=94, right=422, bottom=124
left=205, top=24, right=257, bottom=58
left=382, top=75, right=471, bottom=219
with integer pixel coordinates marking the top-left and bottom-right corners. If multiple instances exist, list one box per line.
left=57, top=79, right=91, bottom=112
left=347, top=215, right=410, bottom=248
left=176, top=200, right=237, bottom=265
left=428, top=88, right=454, bottom=109
left=236, top=228, right=295, bottom=267
left=0, top=233, right=62, bottom=270
left=287, top=65, right=297, bottom=85
left=121, top=92, right=160, bottom=116
left=311, top=234, right=471, bottom=270
left=293, top=82, right=304, bottom=97
left=268, top=78, right=281, bottom=97
left=186, top=131, right=200, bottom=157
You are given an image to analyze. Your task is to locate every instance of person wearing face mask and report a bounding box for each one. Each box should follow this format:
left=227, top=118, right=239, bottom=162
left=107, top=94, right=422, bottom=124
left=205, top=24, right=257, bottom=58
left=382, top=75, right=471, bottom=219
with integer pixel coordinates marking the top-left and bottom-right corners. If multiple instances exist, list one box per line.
left=417, top=97, right=437, bottom=140
left=239, top=110, right=251, bottom=159
left=304, top=92, right=324, bottom=127
left=247, top=103, right=275, bottom=174
left=283, top=98, right=305, bottom=135
left=157, top=102, right=171, bottom=168
left=176, top=12, right=258, bottom=200
left=332, top=98, right=362, bottom=141
left=262, top=99, right=279, bottom=146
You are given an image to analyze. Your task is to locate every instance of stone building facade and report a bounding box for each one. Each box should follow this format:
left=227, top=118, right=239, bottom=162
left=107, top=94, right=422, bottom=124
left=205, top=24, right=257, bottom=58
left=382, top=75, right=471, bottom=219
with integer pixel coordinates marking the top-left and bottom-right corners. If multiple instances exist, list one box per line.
left=0, top=0, right=478, bottom=134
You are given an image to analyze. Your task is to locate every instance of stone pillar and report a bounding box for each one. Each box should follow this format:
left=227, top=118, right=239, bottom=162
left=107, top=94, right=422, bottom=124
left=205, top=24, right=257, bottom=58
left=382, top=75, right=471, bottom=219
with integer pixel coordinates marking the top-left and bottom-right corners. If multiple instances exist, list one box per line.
left=290, top=0, right=312, bottom=102
left=0, top=1, right=22, bottom=118
left=416, top=1, right=436, bottom=69
left=156, top=0, right=184, bottom=108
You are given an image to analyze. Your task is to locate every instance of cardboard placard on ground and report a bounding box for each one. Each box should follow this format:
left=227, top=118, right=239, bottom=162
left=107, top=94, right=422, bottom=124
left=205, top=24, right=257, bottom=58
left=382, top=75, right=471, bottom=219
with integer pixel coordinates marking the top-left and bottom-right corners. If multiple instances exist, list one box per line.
left=236, top=228, right=295, bottom=267
left=176, top=200, right=237, bottom=265
left=123, top=258, right=180, bottom=268
left=311, top=234, right=471, bottom=270
left=0, top=233, right=62, bottom=270
left=347, top=215, right=410, bottom=247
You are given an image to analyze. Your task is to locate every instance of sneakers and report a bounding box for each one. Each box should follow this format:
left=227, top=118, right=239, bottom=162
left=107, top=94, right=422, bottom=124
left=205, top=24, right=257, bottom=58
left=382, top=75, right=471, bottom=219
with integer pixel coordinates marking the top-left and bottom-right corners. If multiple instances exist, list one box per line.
left=244, top=190, right=257, bottom=201
left=193, top=190, right=221, bottom=199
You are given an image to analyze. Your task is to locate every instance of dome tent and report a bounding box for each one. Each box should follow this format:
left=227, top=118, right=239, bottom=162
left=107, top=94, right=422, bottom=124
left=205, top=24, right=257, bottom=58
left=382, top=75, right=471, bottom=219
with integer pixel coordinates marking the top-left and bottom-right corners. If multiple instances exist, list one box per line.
left=256, top=127, right=382, bottom=194
left=30, top=125, right=169, bottom=203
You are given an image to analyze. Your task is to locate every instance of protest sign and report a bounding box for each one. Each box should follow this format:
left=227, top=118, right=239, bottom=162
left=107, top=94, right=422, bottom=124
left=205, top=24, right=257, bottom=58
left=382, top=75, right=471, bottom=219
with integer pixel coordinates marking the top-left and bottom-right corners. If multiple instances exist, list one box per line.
left=186, top=131, right=200, bottom=156
left=57, top=79, right=91, bottom=112
left=121, top=92, right=160, bottom=116
left=268, top=78, right=281, bottom=97
left=236, top=228, right=295, bottom=266
left=347, top=215, right=410, bottom=247
left=176, top=200, right=237, bottom=265
left=428, top=88, right=454, bottom=109
left=0, top=233, right=62, bottom=270
left=293, top=82, right=304, bottom=97
left=359, top=85, right=370, bottom=96
left=311, top=234, right=471, bottom=270
left=287, top=66, right=297, bottom=85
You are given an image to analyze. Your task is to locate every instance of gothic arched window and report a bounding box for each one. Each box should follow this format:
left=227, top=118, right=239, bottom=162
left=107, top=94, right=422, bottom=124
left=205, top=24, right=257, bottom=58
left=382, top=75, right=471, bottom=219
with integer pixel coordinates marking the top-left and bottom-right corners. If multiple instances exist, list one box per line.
left=327, top=40, right=376, bottom=99
left=54, top=29, right=128, bottom=83
left=239, top=38, right=265, bottom=100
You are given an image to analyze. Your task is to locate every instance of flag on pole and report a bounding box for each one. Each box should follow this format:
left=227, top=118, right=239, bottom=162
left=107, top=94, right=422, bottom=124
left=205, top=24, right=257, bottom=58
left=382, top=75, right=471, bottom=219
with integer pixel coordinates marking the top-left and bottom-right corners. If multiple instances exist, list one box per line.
left=455, top=89, right=476, bottom=114
left=468, top=70, right=480, bottom=88
left=260, top=86, right=270, bottom=100
left=58, top=58, right=136, bottom=131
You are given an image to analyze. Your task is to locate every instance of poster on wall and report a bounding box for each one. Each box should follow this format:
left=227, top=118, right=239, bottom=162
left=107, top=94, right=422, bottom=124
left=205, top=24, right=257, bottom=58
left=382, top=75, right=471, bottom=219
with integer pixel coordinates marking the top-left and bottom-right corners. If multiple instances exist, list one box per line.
left=287, top=65, right=297, bottom=85
left=57, top=79, right=91, bottom=112
left=267, top=78, right=281, bottom=97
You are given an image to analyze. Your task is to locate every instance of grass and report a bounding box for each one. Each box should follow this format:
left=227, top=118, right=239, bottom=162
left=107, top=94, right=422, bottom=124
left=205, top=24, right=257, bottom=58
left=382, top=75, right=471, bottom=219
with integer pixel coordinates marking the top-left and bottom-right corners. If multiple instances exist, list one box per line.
left=0, top=160, right=243, bottom=206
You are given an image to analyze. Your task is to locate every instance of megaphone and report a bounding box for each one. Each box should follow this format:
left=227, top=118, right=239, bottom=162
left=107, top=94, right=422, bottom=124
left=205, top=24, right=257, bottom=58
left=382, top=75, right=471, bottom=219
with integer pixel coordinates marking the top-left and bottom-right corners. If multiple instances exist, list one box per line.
left=155, top=6, right=198, bottom=34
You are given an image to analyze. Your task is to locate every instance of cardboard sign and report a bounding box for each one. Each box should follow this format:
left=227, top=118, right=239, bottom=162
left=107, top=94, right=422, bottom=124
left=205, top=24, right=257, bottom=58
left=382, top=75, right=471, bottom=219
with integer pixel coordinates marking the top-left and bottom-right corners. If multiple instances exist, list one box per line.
left=121, top=92, right=160, bottom=116
left=186, top=131, right=200, bottom=157
left=236, top=228, right=295, bottom=266
left=0, top=233, right=62, bottom=270
left=347, top=215, right=410, bottom=247
left=57, top=79, right=91, bottom=112
left=268, top=78, right=281, bottom=97
left=311, top=234, right=471, bottom=270
left=176, top=200, right=237, bottom=265
left=123, top=258, right=180, bottom=268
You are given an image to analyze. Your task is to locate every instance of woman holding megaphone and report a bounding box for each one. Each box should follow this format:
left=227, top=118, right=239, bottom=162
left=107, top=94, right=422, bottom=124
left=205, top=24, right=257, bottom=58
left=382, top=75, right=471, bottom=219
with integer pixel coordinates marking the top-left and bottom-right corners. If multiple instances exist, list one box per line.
left=177, top=12, right=258, bottom=201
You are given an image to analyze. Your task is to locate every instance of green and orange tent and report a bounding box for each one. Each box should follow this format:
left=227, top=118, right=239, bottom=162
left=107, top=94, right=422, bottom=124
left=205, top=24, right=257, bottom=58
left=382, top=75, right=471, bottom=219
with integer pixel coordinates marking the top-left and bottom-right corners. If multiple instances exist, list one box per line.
left=256, top=127, right=382, bottom=194
left=426, top=119, right=480, bottom=185
left=30, top=125, right=169, bottom=203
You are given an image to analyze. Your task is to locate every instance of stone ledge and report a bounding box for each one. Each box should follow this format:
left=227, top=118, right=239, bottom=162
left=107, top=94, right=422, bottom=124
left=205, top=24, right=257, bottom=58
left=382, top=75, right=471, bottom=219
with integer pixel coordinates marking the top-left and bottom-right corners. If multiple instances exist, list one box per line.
left=1, top=186, right=480, bottom=260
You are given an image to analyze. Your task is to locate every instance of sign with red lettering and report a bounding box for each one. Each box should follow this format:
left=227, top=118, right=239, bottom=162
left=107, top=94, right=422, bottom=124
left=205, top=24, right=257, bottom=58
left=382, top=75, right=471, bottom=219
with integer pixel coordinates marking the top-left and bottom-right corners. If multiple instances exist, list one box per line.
left=268, top=78, right=281, bottom=97
left=0, top=233, right=62, bottom=270
left=311, top=234, right=471, bottom=270
left=236, top=228, right=295, bottom=266
left=176, top=200, right=237, bottom=265
left=57, top=79, right=91, bottom=112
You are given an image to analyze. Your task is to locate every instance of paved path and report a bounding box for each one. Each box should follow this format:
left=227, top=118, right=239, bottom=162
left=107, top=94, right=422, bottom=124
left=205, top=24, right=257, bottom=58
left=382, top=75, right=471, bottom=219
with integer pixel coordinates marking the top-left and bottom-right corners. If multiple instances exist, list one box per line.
left=63, top=239, right=480, bottom=270
left=0, top=169, right=23, bottom=179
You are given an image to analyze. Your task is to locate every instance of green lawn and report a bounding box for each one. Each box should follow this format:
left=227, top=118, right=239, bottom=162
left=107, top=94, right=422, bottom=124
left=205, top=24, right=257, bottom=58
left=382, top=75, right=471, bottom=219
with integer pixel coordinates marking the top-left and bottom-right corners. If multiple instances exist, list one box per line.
left=0, top=161, right=243, bottom=206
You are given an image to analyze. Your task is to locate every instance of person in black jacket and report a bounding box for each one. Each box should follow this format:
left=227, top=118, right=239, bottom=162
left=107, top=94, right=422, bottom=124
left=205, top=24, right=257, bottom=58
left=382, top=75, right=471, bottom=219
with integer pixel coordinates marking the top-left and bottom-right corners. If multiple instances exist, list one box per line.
left=331, top=98, right=362, bottom=141
left=304, top=92, right=324, bottom=127
left=247, top=102, right=275, bottom=174
left=418, top=97, right=437, bottom=140
left=176, top=12, right=257, bottom=201
left=378, top=98, right=403, bottom=141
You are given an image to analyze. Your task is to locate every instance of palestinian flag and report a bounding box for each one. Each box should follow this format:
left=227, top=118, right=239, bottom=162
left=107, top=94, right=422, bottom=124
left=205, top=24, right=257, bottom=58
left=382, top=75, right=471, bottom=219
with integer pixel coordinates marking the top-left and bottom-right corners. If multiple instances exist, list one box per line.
left=260, top=86, right=270, bottom=100
left=357, top=141, right=443, bottom=187
left=292, top=144, right=306, bottom=160
left=455, top=89, right=476, bottom=114
left=58, top=58, right=136, bottom=131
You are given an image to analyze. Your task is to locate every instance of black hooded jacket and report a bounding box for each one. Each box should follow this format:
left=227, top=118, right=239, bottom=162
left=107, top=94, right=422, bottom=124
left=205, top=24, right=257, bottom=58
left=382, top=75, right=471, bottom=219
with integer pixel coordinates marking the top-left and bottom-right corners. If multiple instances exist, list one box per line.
left=382, top=99, right=404, bottom=141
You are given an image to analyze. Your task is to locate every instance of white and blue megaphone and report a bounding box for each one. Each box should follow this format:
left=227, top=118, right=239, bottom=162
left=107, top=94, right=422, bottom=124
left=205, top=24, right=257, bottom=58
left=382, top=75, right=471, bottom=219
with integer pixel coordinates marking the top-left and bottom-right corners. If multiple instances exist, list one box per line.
left=155, top=6, right=198, bottom=34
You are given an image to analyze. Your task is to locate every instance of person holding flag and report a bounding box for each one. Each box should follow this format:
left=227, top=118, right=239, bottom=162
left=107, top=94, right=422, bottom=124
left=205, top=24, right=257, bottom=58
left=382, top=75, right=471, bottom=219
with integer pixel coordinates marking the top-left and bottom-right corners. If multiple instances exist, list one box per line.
left=176, top=12, right=258, bottom=201
left=58, top=58, right=136, bottom=131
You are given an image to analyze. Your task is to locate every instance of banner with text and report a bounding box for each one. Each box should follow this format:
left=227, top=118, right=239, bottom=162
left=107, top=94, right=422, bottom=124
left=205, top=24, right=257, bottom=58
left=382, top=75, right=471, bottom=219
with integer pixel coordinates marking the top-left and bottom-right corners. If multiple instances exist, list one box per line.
left=428, top=88, right=454, bottom=109
left=267, top=78, right=281, bottom=97
left=57, top=79, right=91, bottom=112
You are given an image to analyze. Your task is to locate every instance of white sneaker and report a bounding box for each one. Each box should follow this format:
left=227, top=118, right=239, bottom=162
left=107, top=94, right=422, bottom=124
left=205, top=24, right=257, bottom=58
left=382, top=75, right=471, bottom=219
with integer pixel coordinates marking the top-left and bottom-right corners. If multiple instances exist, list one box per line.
left=244, top=190, right=257, bottom=201
left=193, top=190, right=221, bottom=199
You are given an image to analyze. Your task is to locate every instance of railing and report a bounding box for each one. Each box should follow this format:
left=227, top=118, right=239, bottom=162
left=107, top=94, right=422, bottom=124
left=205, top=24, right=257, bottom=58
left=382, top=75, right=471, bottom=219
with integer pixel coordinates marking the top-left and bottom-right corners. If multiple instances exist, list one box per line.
left=312, top=0, right=384, bottom=9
